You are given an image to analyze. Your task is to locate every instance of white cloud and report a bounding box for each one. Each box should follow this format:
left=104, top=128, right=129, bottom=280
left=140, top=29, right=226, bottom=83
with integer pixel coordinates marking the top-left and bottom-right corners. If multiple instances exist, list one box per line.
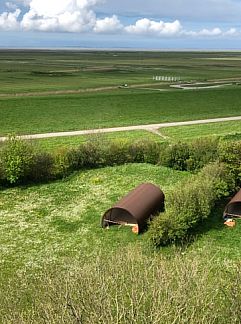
left=184, top=27, right=240, bottom=38
left=224, top=27, right=238, bottom=36
left=125, top=18, right=182, bottom=36
left=20, top=0, right=101, bottom=32
left=0, top=8, right=20, bottom=30
left=94, top=15, right=122, bottom=33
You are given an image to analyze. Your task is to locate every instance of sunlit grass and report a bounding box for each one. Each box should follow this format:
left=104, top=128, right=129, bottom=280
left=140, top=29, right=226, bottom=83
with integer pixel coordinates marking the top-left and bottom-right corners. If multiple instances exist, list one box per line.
left=161, top=120, right=241, bottom=141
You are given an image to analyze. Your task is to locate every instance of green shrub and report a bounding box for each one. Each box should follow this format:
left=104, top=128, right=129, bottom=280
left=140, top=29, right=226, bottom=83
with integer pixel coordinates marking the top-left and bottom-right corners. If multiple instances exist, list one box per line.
left=159, top=138, right=219, bottom=171
left=76, top=140, right=105, bottom=168
left=52, top=148, right=72, bottom=178
left=0, top=136, right=35, bottom=184
left=129, top=139, right=161, bottom=164
left=28, top=151, right=54, bottom=182
left=149, top=163, right=235, bottom=247
left=187, top=137, right=219, bottom=171
left=159, top=142, right=190, bottom=170
left=0, top=161, right=4, bottom=184
left=218, top=140, right=241, bottom=185
left=103, top=140, right=132, bottom=166
left=66, top=147, right=83, bottom=170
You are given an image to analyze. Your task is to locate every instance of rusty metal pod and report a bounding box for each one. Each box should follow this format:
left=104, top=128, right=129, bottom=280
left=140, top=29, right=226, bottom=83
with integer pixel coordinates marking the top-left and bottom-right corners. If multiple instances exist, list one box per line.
left=102, top=183, right=165, bottom=233
left=224, top=189, right=241, bottom=218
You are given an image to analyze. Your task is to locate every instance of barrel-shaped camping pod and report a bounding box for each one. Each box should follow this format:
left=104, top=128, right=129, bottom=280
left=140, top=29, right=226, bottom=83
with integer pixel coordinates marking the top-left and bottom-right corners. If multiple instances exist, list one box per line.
left=101, top=183, right=165, bottom=234
left=224, top=189, right=241, bottom=219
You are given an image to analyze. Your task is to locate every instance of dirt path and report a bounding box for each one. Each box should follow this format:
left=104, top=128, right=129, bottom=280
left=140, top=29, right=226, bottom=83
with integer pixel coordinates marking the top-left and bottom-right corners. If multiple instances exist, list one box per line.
left=0, top=83, right=165, bottom=98
left=1, top=116, right=241, bottom=142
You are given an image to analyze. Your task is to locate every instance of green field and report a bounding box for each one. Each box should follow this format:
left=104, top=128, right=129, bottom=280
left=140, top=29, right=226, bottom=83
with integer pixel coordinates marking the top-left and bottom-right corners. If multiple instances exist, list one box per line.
left=2, top=50, right=241, bottom=94
left=2, top=88, right=241, bottom=136
left=2, top=50, right=241, bottom=137
left=161, top=120, right=241, bottom=141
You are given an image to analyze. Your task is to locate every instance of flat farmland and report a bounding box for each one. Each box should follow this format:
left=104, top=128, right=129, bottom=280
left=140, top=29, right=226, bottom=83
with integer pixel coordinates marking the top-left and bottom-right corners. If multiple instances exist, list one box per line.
left=1, top=87, right=241, bottom=135
left=2, top=50, right=241, bottom=94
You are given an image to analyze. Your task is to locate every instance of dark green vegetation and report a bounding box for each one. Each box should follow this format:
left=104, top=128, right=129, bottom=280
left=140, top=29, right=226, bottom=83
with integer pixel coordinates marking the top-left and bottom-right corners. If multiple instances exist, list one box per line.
left=0, top=136, right=161, bottom=185
left=149, top=163, right=236, bottom=246
left=2, top=88, right=241, bottom=135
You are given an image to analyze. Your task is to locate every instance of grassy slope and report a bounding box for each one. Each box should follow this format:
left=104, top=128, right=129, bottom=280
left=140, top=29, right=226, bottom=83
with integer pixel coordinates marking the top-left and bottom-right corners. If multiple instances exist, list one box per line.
left=1, top=88, right=241, bottom=135
left=1, top=162, right=240, bottom=281
left=1, top=164, right=241, bottom=322
left=0, top=164, right=189, bottom=281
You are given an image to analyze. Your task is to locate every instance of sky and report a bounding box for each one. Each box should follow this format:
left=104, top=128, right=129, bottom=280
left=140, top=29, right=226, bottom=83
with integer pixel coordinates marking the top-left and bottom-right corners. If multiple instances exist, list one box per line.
left=0, top=0, right=241, bottom=49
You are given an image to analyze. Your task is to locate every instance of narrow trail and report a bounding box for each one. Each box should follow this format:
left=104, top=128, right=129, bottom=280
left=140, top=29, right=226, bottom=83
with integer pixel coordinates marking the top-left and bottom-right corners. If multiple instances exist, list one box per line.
left=1, top=116, right=241, bottom=142
left=0, top=83, right=164, bottom=98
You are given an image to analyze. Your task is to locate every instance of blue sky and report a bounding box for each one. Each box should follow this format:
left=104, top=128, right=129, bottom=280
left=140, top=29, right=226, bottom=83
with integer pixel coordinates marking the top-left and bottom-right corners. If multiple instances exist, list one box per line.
left=0, top=0, right=241, bottom=49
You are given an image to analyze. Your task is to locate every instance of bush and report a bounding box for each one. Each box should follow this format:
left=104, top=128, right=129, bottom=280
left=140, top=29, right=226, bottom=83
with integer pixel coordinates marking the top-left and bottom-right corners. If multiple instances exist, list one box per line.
left=52, top=148, right=72, bottom=178
left=149, top=162, right=236, bottom=247
left=129, top=139, right=161, bottom=164
left=218, top=140, right=241, bottom=185
left=28, top=151, right=54, bottom=182
left=0, top=136, right=35, bottom=184
left=76, top=140, right=105, bottom=168
left=159, top=142, right=190, bottom=170
left=103, top=140, right=132, bottom=166
left=187, top=137, right=219, bottom=171
left=159, top=137, right=219, bottom=171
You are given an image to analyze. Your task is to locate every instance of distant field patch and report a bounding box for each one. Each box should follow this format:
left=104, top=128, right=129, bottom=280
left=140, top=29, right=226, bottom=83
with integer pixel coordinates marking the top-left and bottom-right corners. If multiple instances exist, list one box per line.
left=205, top=57, right=241, bottom=60
left=161, top=120, right=241, bottom=141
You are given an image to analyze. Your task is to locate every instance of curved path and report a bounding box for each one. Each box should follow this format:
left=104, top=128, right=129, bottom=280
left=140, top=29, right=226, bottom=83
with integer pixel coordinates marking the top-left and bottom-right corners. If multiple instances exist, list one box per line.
left=1, top=116, right=241, bottom=142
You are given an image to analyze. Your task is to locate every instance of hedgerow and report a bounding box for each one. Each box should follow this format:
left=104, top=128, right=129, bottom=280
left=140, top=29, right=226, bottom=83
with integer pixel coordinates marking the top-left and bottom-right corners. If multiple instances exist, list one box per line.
left=148, top=162, right=236, bottom=247
left=218, top=140, right=241, bottom=186
left=0, top=136, right=35, bottom=184
left=0, top=136, right=162, bottom=185
left=159, top=137, right=219, bottom=171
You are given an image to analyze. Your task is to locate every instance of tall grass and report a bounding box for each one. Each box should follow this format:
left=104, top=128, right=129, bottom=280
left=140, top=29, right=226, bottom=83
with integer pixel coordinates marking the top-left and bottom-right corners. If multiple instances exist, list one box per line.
left=0, top=246, right=240, bottom=323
